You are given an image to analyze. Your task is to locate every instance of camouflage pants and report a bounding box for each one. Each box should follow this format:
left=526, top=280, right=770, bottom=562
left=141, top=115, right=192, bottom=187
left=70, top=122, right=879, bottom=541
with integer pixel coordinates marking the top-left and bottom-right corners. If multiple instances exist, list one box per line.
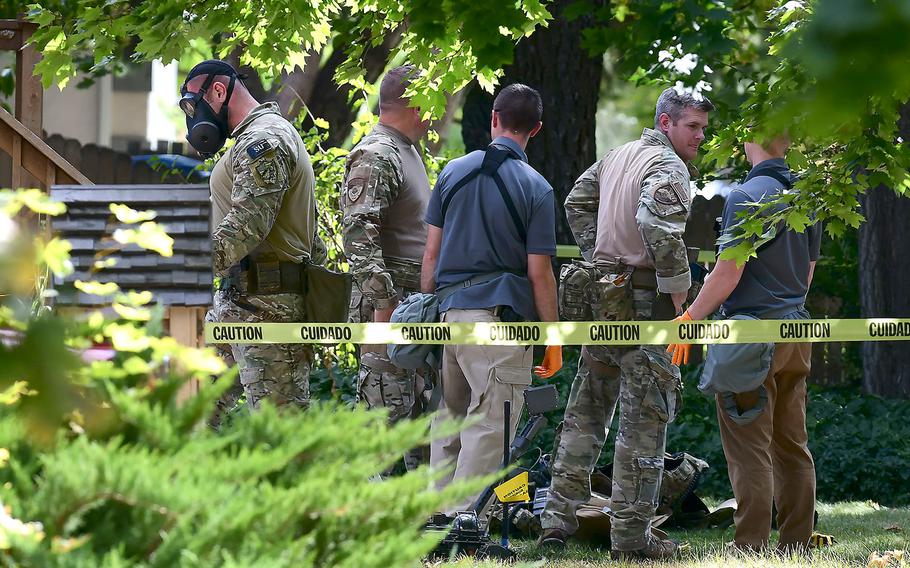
left=211, top=289, right=312, bottom=411
left=204, top=308, right=245, bottom=429
left=350, top=285, right=421, bottom=423
left=539, top=352, right=620, bottom=534
left=543, top=270, right=682, bottom=550
left=350, top=284, right=426, bottom=470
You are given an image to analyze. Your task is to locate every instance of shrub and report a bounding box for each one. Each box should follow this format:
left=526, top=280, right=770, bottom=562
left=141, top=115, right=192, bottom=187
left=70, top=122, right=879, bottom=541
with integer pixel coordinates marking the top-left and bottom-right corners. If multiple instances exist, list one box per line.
left=533, top=351, right=910, bottom=507
left=0, top=191, right=480, bottom=566
left=668, top=366, right=910, bottom=507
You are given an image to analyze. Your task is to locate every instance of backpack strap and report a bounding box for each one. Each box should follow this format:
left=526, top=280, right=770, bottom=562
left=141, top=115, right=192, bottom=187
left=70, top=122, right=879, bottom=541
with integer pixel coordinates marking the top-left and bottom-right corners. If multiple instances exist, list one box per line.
left=440, top=144, right=527, bottom=242
left=751, top=172, right=794, bottom=254
left=436, top=270, right=508, bottom=304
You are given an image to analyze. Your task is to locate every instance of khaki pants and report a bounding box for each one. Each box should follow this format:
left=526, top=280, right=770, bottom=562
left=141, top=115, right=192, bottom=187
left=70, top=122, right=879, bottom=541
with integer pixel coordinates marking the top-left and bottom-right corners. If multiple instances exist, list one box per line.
left=430, top=308, right=533, bottom=514
left=716, top=342, right=816, bottom=550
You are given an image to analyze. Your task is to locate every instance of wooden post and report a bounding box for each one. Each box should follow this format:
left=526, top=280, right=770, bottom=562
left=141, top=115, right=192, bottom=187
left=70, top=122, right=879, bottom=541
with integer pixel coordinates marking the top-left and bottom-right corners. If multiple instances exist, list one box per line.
left=10, top=134, right=20, bottom=188
left=15, top=21, right=41, bottom=136
left=45, top=159, right=55, bottom=187
left=168, top=306, right=202, bottom=403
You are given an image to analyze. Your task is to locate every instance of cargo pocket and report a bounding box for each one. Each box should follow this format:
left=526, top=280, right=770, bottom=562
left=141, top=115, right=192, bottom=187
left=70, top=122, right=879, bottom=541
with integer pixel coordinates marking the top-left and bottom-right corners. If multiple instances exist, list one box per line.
left=239, top=367, right=267, bottom=408
left=489, top=364, right=533, bottom=416
left=591, top=272, right=633, bottom=322
left=558, top=262, right=593, bottom=321
left=640, top=350, right=682, bottom=424
left=636, top=456, right=664, bottom=507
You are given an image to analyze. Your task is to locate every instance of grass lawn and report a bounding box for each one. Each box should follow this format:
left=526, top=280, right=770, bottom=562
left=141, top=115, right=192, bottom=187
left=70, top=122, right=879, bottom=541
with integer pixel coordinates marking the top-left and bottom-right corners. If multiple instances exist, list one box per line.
left=435, top=502, right=910, bottom=567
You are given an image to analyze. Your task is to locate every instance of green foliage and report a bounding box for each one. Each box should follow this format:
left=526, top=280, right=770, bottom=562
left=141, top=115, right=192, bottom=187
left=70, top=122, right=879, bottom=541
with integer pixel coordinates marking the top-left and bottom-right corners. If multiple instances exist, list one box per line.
left=308, top=356, right=358, bottom=406
left=529, top=353, right=909, bottom=507
left=701, top=1, right=910, bottom=259
left=667, top=366, right=910, bottom=507
left=579, top=0, right=910, bottom=262
left=26, top=0, right=552, bottom=116
left=0, top=190, right=481, bottom=566
left=807, top=228, right=863, bottom=382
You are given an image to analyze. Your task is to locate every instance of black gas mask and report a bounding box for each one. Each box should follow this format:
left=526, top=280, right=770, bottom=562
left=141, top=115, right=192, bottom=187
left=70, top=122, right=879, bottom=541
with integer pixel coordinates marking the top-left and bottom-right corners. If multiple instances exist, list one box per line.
left=179, top=61, right=241, bottom=157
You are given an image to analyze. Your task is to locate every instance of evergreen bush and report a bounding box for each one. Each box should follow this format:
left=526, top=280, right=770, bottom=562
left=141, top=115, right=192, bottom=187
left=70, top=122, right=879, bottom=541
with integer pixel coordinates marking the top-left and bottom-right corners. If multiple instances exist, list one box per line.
left=0, top=191, right=480, bottom=566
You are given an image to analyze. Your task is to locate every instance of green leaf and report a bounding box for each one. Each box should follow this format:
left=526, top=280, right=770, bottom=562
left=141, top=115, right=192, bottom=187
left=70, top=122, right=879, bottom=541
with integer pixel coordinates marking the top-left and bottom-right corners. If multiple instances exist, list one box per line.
left=112, top=302, right=151, bottom=322
left=16, top=189, right=66, bottom=216
left=42, top=237, right=74, bottom=277
left=75, top=280, right=120, bottom=296
left=109, top=203, right=156, bottom=224
left=112, top=222, right=174, bottom=257
left=786, top=209, right=811, bottom=232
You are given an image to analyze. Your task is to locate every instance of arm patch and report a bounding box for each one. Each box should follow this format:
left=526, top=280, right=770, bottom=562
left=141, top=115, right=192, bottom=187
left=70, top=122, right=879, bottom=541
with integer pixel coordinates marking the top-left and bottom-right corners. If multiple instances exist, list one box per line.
left=246, top=139, right=276, bottom=160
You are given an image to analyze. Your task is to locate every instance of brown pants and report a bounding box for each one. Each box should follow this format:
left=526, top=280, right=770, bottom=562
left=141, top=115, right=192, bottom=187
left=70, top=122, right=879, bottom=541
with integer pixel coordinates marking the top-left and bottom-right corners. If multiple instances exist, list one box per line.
left=716, top=342, right=816, bottom=550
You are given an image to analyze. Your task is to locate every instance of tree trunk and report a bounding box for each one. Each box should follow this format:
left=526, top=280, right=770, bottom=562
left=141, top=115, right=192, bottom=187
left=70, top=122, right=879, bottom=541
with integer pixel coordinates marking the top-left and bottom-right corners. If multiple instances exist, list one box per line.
left=858, top=101, right=910, bottom=398
left=302, top=29, right=402, bottom=147
left=226, top=29, right=399, bottom=145
left=461, top=0, right=605, bottom=244
left=273, top=51, right=324, bottom=120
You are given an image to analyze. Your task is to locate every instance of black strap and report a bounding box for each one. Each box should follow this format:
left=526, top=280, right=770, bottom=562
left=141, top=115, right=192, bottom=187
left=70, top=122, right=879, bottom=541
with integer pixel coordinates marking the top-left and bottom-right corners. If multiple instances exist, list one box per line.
left=753, top=169, right=793, bottom=189
left=491, top=170, right=527, bottom=243
left=439, top=145, right=527, bottom=242
left=744, top=160, right=795, bottom=190
left=749, top=170, right=795, bottom=254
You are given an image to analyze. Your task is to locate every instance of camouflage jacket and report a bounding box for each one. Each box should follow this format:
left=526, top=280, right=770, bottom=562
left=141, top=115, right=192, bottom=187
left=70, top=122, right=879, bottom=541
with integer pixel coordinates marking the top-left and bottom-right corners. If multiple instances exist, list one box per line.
left=565, top=128, right=695, bottom=294
left=209, top=102, right=316, bottom=276
left=341, top=123, right=430, bottom=309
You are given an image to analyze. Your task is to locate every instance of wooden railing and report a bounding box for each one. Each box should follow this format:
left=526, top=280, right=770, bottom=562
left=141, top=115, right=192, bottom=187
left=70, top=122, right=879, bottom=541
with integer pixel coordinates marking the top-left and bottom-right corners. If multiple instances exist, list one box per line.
left=0, top=108, right=91, bottom=188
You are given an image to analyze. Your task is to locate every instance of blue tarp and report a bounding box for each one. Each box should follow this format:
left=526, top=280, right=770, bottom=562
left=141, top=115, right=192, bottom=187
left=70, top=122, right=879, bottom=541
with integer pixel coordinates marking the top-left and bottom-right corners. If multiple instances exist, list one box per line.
left=131, top=154, right=211, bottom=180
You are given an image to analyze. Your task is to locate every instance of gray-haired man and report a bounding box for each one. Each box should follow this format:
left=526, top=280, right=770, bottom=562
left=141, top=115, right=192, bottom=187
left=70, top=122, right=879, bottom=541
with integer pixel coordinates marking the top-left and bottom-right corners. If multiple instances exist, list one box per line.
left=539, top=87, right=713, bottom=560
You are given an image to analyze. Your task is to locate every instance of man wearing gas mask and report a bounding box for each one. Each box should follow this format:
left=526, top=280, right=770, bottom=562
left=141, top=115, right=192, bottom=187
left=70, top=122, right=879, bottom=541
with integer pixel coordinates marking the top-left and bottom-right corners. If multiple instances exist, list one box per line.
left=181, top=59, right=319, bottom=412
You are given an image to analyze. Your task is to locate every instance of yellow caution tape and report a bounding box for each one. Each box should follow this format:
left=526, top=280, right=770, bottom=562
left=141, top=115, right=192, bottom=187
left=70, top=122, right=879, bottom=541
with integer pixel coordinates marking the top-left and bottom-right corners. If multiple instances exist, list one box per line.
left=556, top=245, right=716, bottom=264
left=493, top=471, right=530, bottom=503
left=205, top=319, right=910, bottom=345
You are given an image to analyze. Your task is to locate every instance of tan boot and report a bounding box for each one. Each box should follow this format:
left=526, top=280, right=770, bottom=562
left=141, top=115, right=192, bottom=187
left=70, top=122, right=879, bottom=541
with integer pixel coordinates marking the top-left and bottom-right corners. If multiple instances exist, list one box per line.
left=611, top=533, right=679, bottom=561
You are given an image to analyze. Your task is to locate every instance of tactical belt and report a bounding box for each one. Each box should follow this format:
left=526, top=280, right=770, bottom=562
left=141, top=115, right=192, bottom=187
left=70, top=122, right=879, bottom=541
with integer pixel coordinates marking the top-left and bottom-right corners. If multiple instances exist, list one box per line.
left=218, top=258, right=305, bottom=295
left=598, top=247, right=701, bottom=291
left=385, top=256, right=422, bottom=291
left=631, top=268, right=658, bottom=290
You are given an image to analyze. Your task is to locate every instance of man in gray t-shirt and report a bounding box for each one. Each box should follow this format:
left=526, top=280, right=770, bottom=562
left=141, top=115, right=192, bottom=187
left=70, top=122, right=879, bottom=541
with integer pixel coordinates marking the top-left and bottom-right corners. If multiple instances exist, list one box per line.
left=668, top=135, right=820, bottom=552
left=421, top=84, right=562, bottom=514
left=719, top=159, right=821, bottom=317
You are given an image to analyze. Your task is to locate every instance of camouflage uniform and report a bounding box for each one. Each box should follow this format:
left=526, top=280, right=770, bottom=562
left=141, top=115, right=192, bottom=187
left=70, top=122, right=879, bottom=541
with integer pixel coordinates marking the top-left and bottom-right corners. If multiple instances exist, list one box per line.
left=341, top=123, right=431, bottom=437
left=207, top=102, right=317, bottom=411
left=204, top=308, right=244, bottom=429
left=541, top=128, right=693, bottom=551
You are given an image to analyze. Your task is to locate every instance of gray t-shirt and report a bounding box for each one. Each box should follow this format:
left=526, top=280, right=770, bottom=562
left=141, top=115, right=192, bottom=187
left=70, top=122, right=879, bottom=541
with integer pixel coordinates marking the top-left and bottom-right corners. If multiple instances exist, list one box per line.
left=425, top=137, right=557, bottom=321
left=719, top=158, right=822, bottom=317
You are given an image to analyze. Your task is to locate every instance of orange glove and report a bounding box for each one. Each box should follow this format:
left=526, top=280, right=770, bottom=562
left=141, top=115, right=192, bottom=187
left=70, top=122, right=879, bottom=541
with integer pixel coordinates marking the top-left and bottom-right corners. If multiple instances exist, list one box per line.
left=666, top=310, right=693, bottom=366
left=534, top=345, right=563, bottom=379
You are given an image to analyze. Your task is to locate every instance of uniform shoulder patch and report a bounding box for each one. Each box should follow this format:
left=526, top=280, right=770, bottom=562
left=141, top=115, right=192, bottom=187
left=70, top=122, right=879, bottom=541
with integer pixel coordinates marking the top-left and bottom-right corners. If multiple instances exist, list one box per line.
left=344, top=164, right=373, bottom=205
left=246, top=139, right=276, bottom=160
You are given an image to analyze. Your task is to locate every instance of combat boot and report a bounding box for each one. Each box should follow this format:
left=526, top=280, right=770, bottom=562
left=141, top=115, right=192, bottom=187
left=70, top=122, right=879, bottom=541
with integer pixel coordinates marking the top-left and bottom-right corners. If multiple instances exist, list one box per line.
left=537, top=528, right=568, bottom=550
left=610, top=533, right=679, bottom=561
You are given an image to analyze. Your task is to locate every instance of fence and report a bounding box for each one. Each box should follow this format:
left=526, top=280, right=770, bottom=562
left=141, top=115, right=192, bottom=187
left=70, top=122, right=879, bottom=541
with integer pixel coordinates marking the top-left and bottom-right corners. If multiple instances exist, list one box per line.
left=4, top=133, right=203, bottom=186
